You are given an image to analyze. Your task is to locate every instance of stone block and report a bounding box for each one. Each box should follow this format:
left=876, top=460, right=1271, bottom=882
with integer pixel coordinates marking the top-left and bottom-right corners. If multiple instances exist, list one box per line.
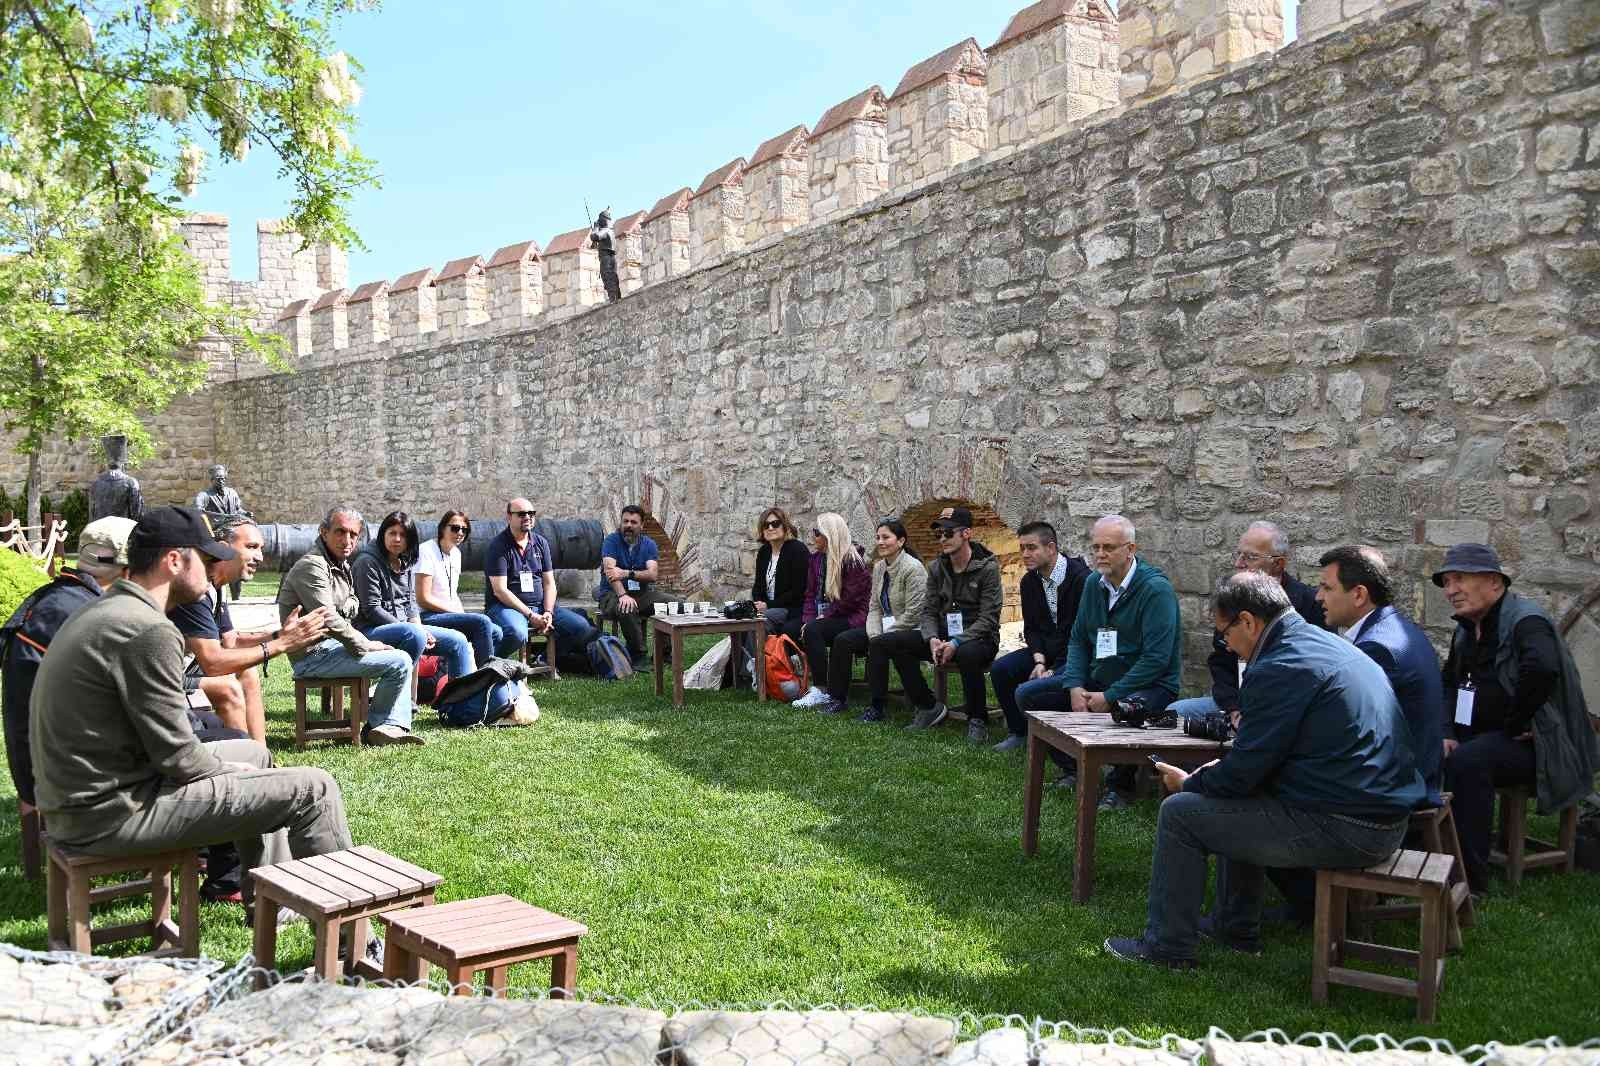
left=1425, top=518, right=1490, bottom=546
left=663, top=1010, right=957, bottom=1066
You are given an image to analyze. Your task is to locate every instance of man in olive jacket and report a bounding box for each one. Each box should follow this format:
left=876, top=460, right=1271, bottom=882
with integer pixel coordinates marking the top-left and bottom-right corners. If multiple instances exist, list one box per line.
left=885, top=506, right=1002, bottom=743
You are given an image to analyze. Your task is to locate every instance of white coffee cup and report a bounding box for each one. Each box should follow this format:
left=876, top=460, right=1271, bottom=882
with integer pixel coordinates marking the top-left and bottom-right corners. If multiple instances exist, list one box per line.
left=653, top=602, right=667, bottom=617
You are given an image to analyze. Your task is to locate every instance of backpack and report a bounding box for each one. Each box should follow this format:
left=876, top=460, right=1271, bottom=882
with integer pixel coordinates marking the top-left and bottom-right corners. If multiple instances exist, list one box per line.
left=415, top=654, right=448, bottom=705
left=586, top=634, right=634, bottom=681
left=763, top=633, right=808, bottom=701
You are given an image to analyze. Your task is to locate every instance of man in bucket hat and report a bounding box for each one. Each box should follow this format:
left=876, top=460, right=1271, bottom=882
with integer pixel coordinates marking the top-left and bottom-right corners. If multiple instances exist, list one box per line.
left=1435, top=543, right=1597, bottom=893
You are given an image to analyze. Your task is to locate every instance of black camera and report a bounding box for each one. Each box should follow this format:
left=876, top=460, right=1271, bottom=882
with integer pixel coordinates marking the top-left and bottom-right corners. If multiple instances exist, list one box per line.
left=1109, top=697, right=1177, bottom=729
left=1183, top=711, right=1235, bottom=743
left=721, top=600, right=758, bottom=619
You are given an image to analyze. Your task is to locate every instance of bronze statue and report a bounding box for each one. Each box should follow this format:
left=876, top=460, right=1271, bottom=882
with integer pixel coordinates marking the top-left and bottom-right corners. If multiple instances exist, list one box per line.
left=589, top=208, right=621, bottom=303
left=88, top=435, right=143, bottom=522
left=195, top=464, right=249, bottom=522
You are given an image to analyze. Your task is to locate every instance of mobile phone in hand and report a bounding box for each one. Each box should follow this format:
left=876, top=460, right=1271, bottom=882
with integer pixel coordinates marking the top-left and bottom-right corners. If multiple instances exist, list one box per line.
left=1147, top=754, right=1162, bottom=767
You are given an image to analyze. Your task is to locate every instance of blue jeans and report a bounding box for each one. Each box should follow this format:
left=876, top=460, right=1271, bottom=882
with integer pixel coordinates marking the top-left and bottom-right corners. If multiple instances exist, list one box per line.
left=292, top=638, right=414, bottom=733
left=1171, top=695, right=1220, bottom=720
left=484, top=602, right=598, bottom=659
left=358, top=623, right=490, bottom=724
left=991, top=648, right=1041, bottom=737
left=420, top=610, right=501, bottom=668
left=1144, top=791, right=1407, bottom=960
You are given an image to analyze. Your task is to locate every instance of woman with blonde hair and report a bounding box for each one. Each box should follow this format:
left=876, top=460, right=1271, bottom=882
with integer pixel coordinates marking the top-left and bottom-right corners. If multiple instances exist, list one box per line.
left=786, top=512, right=870, bottom=709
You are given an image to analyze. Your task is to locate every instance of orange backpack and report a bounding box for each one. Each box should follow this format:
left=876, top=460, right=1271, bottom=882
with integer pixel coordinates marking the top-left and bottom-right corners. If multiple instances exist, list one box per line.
left=763, top=633, right=808, bottom=700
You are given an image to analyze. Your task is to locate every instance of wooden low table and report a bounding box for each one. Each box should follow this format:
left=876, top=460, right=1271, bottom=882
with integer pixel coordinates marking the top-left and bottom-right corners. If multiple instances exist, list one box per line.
left=380, top=894, right=588, bottom=996
left=1022, top=711, right=1229, bottom=902
left=651, top=613, right=767, bottom=708
left=250, top=845, right=443, bottom=987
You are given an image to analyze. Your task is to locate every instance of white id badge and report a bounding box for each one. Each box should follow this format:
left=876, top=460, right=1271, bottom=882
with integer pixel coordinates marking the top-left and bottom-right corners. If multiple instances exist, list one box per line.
left=1454, top=684, right=1475, bottom=727
left=518, top=571, right=535, bottom=594
left=625, top=578, right=640, bottom=591
left=946, top=612, right=965, bottom=637
left=882, top=614, right=895, bottom=631
left=1237, top=659, right=1247, bottom=686
left=1095, top=627, right=1118, bottom=659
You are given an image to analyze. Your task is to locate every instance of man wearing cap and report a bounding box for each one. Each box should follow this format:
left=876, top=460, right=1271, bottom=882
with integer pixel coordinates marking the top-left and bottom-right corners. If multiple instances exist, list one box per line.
left=2, top=518, right=135, bottom=845
left=881, top=505, right=1001, bottom=744
left=170, top=517, right=331, bottom=742
left=279, top=505, right=422, bottom=746
left=1434, top=543, right=1598, bottom=893
left=29, top=507, right=352, bottom=904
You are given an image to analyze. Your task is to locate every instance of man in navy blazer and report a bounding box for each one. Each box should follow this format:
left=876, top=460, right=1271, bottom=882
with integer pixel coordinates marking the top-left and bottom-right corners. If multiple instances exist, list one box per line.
left=1316, top=545, right=1443, bottom=801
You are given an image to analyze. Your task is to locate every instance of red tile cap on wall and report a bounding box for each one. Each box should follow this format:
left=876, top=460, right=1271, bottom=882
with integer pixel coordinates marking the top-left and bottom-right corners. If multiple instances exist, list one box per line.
left=311, top=288, right=347, bottom=311
left=435, top=255, right=486, bottom=283
left=811, top=86, right=888, bottom=140
left=275, top=298, right=310, bottom=322
left=889, top=37, right=986, bottom=100
left=347, top=281, right=389, bottom=304
left=487, top=240, right=541, bottom=268
left=693, top=158, right=746, bottom=198
left=544, top=227, right=591, bottom=257
left=389, top=268, right=435, bottom=293
left=992, top=0, right=1106, bottom=50
left=644, top=188, right=693, bottom=223
left=748, top=125, right=811, bottom=169
left=614, top=210, right=646, bottom=237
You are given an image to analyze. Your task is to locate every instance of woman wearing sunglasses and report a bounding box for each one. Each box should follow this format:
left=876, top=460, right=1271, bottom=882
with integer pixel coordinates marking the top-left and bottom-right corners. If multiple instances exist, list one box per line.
left=416, top=508, right=501, bottom=668
left=787, top=512, right=870, bottom=710
left=750, top=507, right=810, bottom=633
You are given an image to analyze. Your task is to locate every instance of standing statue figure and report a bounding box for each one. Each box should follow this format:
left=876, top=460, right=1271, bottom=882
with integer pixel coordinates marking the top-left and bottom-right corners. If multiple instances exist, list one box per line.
left=589, top=208, right=621, bottom=303
left=88, top=435, right=144, bottom=522
left=195, top=464, right=249, bottom=523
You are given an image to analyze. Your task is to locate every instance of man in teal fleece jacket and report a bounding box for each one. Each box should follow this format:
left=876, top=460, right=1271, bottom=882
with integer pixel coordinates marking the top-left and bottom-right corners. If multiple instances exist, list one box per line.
left=1017, top=514, right=1181, bottom=808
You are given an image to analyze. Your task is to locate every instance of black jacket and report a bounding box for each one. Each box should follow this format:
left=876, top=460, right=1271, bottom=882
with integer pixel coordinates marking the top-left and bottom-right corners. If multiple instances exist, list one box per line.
left=1021, top=555, right=1091, bottom=668
left=1207, top=572, right=1326, bottom=711
left=350, top=543, right=418, bottom=628
left=751, top=538, right=809, bottom=613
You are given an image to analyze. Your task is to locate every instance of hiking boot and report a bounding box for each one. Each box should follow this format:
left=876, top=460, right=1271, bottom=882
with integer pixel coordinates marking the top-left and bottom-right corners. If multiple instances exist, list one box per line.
left=991, top=733, right=1027, bottom=753
left=629, top=651, right=650, bottom=673
left=965, top=718, right=990, bottom=745
left=1103, top=936, right=1197, bottom=971
left=1097, top=789, right=1133, bottom=812
left=905, top=703, right=949, bottom=731
left=857, top=706, right=887, bottom=723
left=1051, top=770, right=1078, bottom=790
left=366, top=724, right=425, bottom=747
left=815, top=697, right=846, bottom=715
left=1197, top=915, right=1264, bottom=956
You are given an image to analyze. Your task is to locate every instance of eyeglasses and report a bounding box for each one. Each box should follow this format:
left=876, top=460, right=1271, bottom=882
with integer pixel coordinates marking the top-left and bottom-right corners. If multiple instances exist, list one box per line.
left=1088, top=541, right=1128, bottom=555
left=508, top=510, right=536, bottom=518
left=445, top=524, right=468, bottom=534
left=811, top=528, right=824, bottom=538
left=1234, top=551, right=1282, bottom=564
left=763, top=519, right=784, bottom=529
left=933, top=529, right=961, bottom=540
left=1220, top=615, right=1248, bottom=635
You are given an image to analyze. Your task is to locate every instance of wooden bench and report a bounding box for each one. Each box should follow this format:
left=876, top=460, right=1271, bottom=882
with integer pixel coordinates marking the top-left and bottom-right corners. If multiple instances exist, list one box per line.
left=293, top=676, right=370, bottom=750
left=250, top=845, right=442, bottom=988
left=46, top=840, right=200, bottom=958
left=1312, top=849, right=1454, bottom=1023
left=1349, top=796, right=1475, bottom=950
left=380, top=894, right=587, bottom=996
left=1490, top=786, right=1579, bottom=887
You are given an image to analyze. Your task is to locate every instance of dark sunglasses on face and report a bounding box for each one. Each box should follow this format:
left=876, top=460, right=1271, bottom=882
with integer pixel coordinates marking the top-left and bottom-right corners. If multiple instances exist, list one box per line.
left=934, top=528, right=960, bottom=540
left=764, top=519, right=784, bottom=529
left=508, top=510, right=536, bottom=518
left=446, top=523, right=468, bottom=534
left=811, top=528, right=824, bottom=538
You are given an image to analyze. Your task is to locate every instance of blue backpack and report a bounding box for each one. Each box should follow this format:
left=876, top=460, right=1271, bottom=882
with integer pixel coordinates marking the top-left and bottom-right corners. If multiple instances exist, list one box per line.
left=586, top=634, right=634, bottom=681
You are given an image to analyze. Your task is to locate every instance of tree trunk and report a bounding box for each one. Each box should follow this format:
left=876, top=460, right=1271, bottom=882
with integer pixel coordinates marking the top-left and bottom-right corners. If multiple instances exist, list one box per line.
left=26, top=451, right=41, bottom=532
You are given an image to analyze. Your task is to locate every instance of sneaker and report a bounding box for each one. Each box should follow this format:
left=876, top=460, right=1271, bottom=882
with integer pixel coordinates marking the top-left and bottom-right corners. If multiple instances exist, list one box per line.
left=243, top=903, right=307, bottom=928
left=1197, top=915, right=1264, bottom=956
left=367, top=723, right=426, bottom=747
left=1103, top=936, right=1197, bottom=971
left=629, top=652, right=650, bottom=672
left=200, top=881, right=243, bottom=904
left=905, top=703, right=949, bottom=731
left=339, top=933, right=385, bottom=970
left=1097, top=790, right=1133, bottom=812
left=991, top=733, right=1027, bottom=753
left=966, top=718, right=990, bottom=745
left=815, top=697, right=846, bottom=715
left=791, top=686, right=829, bottom=709
left=857, top=706, right=887, bottom=723
left=1051, top=770, right=1078, bottom=790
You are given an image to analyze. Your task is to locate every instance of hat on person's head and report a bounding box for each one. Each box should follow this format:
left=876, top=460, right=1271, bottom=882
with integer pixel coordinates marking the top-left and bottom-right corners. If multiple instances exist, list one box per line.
left=77, top=517, right=136, bottom=569
left=128, top=506, right=237, bottom=561
left=931, top=506, right=974, bottom=532
left=1431, top=543, right=1510, bottom=587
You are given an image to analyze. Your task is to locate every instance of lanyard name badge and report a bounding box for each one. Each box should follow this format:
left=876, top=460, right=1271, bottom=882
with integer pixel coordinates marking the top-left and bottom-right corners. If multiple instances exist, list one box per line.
left=1454, top=681, right=1476, bottom=727
left=946, top=611, right=965, bottom=638
left=518, top=538, right=541, bottom=595
left=1096, top=627, right=1118, bottom=659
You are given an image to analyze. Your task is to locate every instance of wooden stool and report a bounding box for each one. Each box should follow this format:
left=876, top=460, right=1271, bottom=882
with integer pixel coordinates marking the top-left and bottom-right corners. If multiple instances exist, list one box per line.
left=293, top=676, right=370, bottom=750
left=20, top=805, right=43, bottom=881
left=1349, top=796, right=1475, bottom=949
left=1491, top=786, right=1579, bottom=887
left=46, top=840, right=200, bottom=957
left=1312, top=849, right=1454, bottom=1023
left=250, top=846, right=442, bottom=988
left=380, top=894, right=587, bottom=996
left=519, top=630, right=559, bottom=681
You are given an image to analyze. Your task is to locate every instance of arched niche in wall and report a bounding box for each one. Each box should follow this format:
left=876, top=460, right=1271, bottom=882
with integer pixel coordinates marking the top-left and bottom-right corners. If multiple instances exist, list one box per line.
left=897, top=496, right=1023, bottom=624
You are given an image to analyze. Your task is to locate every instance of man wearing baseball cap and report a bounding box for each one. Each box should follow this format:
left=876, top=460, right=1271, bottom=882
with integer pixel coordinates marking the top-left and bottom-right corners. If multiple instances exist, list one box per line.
left=29, top=506, right=352, bottom=908
left=1434, top=543, right=1597, bottom=893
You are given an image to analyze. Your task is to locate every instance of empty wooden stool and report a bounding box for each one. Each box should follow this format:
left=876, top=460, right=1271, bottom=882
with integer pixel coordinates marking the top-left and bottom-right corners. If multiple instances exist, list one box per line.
left=250, top=845, right=442, bottom=988
left=293, top=675, right=370, bottom=750
left=1349, top=796, right=1475, bottom=949
left=46, top=840, right=200, bottom=957
left=380, top=894, right=587, bottom=996
left=1491, top=786, right=1579, bottom=887
left=1313, top=849, right=1454, bottom=1023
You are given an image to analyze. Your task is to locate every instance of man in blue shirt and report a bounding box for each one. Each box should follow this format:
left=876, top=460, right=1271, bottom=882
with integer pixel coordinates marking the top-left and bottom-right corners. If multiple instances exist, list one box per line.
left=484, top=496, right=598, bottom=659
left=595, top=505, right=660, bottom=671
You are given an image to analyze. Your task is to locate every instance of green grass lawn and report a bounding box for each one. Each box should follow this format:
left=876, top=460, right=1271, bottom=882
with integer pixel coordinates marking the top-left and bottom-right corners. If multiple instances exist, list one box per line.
left=2, top=633, right=1597, bottom=1046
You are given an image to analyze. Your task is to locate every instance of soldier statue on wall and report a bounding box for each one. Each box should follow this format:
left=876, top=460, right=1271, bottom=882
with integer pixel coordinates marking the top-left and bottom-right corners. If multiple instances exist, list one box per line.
left=88, top=435, right=143, bottom=522
left=589, top=207, right=622, bottom=303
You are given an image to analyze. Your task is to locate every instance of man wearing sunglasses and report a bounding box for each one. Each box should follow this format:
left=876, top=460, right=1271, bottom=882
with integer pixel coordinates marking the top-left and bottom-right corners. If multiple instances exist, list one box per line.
left=484, top=497, right=598, bottom=660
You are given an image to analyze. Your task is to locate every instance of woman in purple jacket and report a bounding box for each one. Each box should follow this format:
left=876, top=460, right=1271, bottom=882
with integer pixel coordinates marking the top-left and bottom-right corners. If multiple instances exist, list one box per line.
left=786, top=512, right=870, bottom=709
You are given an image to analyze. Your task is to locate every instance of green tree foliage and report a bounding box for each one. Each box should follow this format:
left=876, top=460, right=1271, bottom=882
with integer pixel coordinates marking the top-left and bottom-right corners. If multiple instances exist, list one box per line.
left=0, top=0, right=379, bottom=524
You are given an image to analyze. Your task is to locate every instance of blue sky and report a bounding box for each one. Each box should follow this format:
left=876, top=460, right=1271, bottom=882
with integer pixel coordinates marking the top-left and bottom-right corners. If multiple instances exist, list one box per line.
left=190, top=1, right=1296, bottom=287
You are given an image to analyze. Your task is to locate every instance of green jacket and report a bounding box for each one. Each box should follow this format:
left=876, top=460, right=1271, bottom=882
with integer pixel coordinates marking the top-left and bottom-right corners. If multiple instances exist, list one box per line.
left=919, top=542, right=1003, bottom=645
left=278, top=539, right=379, bottom=661
left=1062, top=558, right=1182, bottom=702
left=29, top=580, right=226, bottom=845
left=867, top=550, right=927, bottom=638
